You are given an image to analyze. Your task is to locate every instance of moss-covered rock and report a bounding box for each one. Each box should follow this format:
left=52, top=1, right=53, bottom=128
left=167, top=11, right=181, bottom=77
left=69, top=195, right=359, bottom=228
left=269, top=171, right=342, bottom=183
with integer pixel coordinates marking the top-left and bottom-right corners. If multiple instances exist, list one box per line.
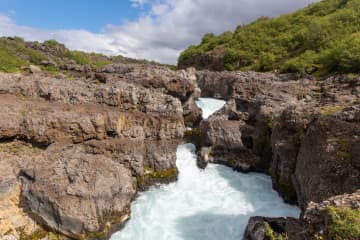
left=136, top=167, right=178, bottom=191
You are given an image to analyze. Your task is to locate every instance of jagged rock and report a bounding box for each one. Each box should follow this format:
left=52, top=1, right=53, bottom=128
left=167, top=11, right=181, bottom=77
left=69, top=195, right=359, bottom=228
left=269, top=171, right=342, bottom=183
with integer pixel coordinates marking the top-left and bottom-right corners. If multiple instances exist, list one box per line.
left=294, top=116, right=360, bottom=209
left=29, top=65, right=42, bottom=74
left=244, top=217, right=306, bottom=240
left=21, top=144, right=136, bottom=238
left=0, top=72, right=185, bottom=238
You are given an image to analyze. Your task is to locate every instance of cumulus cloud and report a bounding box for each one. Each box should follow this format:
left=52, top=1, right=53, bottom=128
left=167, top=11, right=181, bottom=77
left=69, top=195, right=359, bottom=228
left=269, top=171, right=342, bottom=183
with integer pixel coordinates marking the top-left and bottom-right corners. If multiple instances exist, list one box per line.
left=0, top=0, right=318, bottom=64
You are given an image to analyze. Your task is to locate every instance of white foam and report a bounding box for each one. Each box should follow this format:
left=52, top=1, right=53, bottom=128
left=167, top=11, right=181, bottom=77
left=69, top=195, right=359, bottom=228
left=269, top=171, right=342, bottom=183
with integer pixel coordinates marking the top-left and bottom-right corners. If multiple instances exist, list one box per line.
left=110, top=98, right=300, bottom=240
left=195, top=98, right=226, bottom=119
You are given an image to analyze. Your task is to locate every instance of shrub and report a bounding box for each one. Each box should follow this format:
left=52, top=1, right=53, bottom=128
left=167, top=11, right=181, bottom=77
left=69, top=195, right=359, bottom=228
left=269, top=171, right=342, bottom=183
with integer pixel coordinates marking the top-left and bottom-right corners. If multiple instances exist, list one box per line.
left=43, top=39, right=59, bottom=47
left=178, top=0, right=360, bottom=76
left=326, top=207, right=360, bottom=240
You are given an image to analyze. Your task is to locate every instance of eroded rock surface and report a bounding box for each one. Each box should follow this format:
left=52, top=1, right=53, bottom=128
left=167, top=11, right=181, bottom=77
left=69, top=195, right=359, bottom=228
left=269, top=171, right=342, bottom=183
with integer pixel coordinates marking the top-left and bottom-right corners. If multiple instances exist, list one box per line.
left=244, top=190, right=360, bottom=240
left=0, top=70, right=185, bottom=239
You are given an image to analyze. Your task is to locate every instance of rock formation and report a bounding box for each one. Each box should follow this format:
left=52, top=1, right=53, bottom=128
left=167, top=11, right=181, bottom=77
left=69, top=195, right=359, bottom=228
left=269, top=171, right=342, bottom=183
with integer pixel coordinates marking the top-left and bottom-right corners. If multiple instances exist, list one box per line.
left=0, top=38, right=359, bottom=239
left=191, top=71, right=360, bottom=239
left=0, top=68, right=186, bottom=239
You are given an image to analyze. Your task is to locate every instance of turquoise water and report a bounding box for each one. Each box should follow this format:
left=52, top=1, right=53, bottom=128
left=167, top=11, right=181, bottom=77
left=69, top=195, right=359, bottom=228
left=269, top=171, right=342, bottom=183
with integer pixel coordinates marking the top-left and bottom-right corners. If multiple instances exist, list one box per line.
left=110, top=98, right=300, bottom=240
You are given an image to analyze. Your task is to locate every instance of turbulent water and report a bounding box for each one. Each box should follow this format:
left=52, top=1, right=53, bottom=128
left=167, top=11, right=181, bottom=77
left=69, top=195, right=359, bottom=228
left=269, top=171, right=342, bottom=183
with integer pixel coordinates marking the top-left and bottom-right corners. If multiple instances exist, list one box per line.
left=111, top=98, right=300, bottom=240
left=195, top=97, right=227, bottom=119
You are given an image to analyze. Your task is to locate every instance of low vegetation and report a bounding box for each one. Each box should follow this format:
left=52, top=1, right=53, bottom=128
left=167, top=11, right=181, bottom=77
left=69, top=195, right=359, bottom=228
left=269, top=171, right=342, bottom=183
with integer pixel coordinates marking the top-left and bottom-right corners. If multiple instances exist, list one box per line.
left=179, top=0, right=360, bottom=76
left=264, top=222, right=289, bottom=240
left=326, top=207, right=360, bottom=240
left=0, top=36, right=173, bottom=74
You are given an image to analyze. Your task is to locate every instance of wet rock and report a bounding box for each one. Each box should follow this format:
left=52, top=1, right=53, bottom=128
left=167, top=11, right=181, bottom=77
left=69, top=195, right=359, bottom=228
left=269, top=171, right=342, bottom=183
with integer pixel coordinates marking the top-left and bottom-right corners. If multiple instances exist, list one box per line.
left=244, top=217, right=306, bottom=240
left=294, top=116, right=360, bottom=209
left=0, top=72, right=185, bottom=238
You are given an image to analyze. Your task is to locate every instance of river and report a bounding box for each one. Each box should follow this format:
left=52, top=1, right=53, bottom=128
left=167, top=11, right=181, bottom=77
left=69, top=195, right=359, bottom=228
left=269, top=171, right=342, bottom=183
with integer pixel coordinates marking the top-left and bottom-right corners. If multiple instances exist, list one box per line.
left=110, top=98, right=300, bottom=240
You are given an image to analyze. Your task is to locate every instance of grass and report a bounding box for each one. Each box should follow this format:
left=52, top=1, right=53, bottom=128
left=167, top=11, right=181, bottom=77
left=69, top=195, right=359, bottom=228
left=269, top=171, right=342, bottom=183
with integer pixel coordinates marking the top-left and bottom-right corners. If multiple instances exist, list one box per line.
left=179, top=0, right=360, bottom=76
left=320, top=104, right=348, bottom=116
left=326, top=207, right=360, bottom=240
left=43, top=39, right=60, bottom=47
left=264, top=222, right=289, bottom=240
left=0, top=37, right=48, bottom=72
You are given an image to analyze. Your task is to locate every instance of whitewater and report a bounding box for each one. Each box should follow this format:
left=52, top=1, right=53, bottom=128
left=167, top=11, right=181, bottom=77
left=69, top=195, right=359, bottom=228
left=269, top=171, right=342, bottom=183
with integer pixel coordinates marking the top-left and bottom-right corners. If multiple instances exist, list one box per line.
left=111, top=98, right=300, bottom=240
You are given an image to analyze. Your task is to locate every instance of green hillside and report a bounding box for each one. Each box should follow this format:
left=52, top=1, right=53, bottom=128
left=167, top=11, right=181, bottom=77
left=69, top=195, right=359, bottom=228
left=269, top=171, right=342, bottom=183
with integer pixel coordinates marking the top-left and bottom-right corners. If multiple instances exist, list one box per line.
left=178, top=0, right=360, bottom=75
left=0, top=37, right=172, bottom=74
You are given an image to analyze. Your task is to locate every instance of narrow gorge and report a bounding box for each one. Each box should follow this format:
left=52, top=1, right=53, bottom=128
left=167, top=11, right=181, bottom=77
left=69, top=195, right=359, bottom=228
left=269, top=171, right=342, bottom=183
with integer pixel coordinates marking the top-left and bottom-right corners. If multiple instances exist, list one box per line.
left=0, top=0, right=360, bottom=238
left=110, top=98, right=299, bottom=240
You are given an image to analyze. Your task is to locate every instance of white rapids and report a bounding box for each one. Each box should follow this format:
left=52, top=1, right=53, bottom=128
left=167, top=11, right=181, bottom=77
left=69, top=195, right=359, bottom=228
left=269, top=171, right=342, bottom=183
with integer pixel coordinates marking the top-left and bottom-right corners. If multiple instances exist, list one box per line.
left=110, top=98, right=300, bottom=240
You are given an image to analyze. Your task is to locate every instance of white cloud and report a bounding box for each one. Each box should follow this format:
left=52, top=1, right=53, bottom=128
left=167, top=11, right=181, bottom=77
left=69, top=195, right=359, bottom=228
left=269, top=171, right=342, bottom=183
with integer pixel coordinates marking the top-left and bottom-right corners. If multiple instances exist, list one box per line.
left=0, top=0, right=318, bottom=64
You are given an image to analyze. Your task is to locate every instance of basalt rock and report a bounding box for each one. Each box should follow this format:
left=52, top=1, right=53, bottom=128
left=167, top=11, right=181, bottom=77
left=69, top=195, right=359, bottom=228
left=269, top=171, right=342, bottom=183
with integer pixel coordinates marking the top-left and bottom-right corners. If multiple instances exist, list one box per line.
left=0, top=72, right=185, bottom=239
left=244, top=190, right=360, bottom=240
left=193, top=71, right=360, bottom=239
left=244, top=216, right=306, bottom=240
left=294, top=114, right=360, bottom=209
left=195, top=71, right=360, bottom=208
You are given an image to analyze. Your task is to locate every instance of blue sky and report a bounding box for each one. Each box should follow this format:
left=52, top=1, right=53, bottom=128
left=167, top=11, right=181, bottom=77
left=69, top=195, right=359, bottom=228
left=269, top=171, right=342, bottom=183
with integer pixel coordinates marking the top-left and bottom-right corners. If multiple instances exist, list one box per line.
left=0, top=0, right=318, bottom=64
left=0, top=0, right=144, bottom=32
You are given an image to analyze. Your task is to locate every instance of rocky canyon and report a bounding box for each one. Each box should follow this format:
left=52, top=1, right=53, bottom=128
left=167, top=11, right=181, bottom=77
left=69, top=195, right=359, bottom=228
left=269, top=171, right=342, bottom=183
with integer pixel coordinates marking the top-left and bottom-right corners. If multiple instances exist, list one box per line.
left=1, top=0, right=360, bottom=238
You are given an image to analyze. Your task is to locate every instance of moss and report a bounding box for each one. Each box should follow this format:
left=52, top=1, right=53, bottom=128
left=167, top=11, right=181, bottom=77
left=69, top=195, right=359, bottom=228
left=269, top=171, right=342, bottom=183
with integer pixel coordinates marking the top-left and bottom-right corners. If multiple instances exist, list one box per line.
left=347, top=73, right=357, bottom=80
left=4, top=229, right=13, bottom=236
left=137, top=167, right=178, bottom=188
left=184, top=128, right=205, bottom=148
left=320, top=104, right=348, bottom=116
left=297, top=91, right=308, bottom=100
left=87, top=231, right=108, bottom=240
left=136, top=102, right=145, bottom=111
left=41, top=65, right=59, bottom=75
left=62, top=50, right=90, bottom=65
left=48, top=232, right=61, bottom=240
left=264, top=222, right=289, bottom=240
left=18, top=228, right=48, bottom=240
left=328, top=137, right=352, bottom=163
left=278, top=178, right=297, bottom=201
left=326, top=207, right=360, bottom=240
left=0, top=142, right=41, bottom=155
left=43, top=39, right=59, bottom=47
left=298, top=129, right=306, bottom=142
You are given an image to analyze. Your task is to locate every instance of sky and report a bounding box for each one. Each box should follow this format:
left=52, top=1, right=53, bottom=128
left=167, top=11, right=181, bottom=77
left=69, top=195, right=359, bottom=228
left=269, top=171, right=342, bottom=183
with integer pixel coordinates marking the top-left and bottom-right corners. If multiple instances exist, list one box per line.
left=0, top=0, right=318, bottom=64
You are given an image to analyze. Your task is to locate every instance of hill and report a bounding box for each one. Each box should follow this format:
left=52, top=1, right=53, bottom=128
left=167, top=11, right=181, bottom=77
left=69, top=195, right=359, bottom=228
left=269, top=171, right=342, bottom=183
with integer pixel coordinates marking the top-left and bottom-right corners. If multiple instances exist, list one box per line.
left=178, top=0, right=360, bottom=76
left=0, top=37, right=174, bottom=74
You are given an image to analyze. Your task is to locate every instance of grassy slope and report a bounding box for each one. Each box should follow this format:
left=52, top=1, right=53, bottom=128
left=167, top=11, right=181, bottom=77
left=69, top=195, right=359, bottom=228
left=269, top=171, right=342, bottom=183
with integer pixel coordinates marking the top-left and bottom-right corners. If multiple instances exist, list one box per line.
left=179, top=0, right=360, bottom=76
left=0, top=37, right=174, bottom=74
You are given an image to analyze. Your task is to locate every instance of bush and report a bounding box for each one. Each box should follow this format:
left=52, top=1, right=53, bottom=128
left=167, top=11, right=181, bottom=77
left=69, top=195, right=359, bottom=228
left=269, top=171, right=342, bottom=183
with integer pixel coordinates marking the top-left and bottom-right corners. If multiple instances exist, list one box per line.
left=281, top=50, right=318, bottom=73
left=178, top=0, right=360, bottom=76
left=63, top=50, right=90, bottom=65
left=320, top=33, right=360, bottom=73
left=327, top=207, right=360, bottom=240
left=43, top=39, right=59, bottom=47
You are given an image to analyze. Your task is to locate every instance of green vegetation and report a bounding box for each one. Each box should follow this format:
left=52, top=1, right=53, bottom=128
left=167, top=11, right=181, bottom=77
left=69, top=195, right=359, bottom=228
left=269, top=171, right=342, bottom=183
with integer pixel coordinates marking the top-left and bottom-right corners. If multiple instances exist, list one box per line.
left=326, top=207, right=360, bottom=240
left=0, top=37, right=45, bottom=72
left=320, top=104, right=348, bottom=116
left=184, top=128, right=205, bottom=148
left=264, top=222, right=289, bottom=240
left=0, top=37, right=122, bottom=73
left=179, top=0, right=360, bottom=76
left=136, top=167, right=178, bottom=187
left=43, top=39, right=60, bottom=47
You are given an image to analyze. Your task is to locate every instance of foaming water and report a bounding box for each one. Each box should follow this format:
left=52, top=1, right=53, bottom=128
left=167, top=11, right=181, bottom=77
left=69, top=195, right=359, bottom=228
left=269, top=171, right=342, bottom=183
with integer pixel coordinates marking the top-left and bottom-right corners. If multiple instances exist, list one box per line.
left=195, top=97, right=226, bottom=119
left=111, top=98, right=300, bottom=240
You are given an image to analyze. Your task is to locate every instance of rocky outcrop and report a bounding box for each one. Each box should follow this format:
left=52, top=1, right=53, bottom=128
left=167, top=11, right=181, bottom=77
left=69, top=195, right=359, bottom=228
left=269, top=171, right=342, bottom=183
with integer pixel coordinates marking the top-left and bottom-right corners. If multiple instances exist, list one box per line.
left=195, top=71, right=360, bottom=207
left=0, top=72, right=185, bottom=239
left=178, top=46, right=225, bottom=71
left=244, top=216, right=305, bottom=240
left=294, top=109, right=360, bottom=209
left=189, top=71, right=360, bottom=239
left=244, top=190, right=360, bottom=240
